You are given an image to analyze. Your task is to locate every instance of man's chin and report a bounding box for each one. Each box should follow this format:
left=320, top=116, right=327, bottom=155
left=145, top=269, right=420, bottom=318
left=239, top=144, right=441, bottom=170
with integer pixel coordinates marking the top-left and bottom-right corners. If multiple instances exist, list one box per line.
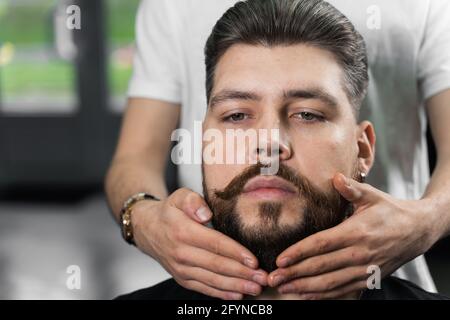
left=235, top=222, right=307, bottom=272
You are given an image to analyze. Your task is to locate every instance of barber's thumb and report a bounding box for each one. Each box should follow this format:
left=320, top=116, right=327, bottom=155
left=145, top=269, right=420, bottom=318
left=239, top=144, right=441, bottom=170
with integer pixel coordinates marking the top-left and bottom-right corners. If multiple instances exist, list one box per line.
left=332, top=172, right=364, bottom=204
left=194, top=206, right=213, bottom=224
left=181, top=193, right=213, bottom=224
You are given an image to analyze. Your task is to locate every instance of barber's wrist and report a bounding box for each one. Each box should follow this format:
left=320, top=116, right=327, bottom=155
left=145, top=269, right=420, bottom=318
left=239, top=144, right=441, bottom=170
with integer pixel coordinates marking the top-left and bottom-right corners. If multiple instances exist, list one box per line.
left=120, top=193, right=161, bottom=246
left=131, top=199, right=162, bottom=235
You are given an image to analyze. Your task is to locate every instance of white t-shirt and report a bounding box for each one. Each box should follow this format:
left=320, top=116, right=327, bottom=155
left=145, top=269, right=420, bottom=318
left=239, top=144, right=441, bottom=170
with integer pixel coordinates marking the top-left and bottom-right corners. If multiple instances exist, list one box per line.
left=128, top=0, right=450, bottom=293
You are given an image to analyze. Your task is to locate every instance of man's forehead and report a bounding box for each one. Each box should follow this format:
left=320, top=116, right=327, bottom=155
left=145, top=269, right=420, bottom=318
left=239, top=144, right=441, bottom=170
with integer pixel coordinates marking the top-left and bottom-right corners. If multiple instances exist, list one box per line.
left=214, top=43, right=342, bottom=79
left=211, top=44, right=348, bottom=108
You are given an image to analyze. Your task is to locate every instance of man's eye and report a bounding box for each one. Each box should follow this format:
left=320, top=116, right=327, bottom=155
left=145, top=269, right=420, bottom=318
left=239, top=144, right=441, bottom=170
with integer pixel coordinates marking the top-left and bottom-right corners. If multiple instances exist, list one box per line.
left=223, top=112, right=249, bottom=122
left=293, top=112, right=323, bottom=122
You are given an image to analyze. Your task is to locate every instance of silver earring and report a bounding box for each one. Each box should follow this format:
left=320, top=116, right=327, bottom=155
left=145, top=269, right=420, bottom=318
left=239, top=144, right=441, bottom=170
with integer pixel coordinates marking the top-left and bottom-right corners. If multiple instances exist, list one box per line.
left=360, top=172, right=366, bottom=183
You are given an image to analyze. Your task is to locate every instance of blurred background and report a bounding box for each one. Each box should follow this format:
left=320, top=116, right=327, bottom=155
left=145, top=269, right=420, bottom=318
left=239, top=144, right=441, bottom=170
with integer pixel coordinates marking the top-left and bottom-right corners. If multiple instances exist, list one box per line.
left=0, top=0, right=176, bottom=299
left=0, top=0, right=448, bottom=299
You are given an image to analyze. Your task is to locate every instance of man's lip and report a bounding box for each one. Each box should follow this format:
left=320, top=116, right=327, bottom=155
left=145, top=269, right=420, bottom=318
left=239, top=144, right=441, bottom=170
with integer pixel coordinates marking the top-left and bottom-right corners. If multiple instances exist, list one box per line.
left=242, top=176, right=297, bottom=194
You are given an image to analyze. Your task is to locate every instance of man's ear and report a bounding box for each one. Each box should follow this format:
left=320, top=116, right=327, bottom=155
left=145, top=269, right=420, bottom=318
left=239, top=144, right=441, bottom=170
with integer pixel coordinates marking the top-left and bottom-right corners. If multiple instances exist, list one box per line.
left=356, top=120, right=376, bottom=174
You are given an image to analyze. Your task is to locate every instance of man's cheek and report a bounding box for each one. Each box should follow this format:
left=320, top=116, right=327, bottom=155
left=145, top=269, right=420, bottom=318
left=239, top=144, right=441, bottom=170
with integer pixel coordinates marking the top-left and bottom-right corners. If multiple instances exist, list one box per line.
left=298, top=151, right=339, bottom=189
left=318, top=133, right=354, bottom=171
left=202, top=165, right=223, bottom=191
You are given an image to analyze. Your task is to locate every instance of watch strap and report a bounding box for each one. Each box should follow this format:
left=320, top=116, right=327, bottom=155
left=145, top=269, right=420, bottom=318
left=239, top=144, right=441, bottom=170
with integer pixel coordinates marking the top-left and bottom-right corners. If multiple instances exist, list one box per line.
left=120, top=192, right=160, bottom=245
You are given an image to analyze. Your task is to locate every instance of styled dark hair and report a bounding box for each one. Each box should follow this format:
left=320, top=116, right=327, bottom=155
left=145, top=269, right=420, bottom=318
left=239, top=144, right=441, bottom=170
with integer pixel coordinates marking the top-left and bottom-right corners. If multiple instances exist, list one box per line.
left=204, top=0, right=368, bottom=114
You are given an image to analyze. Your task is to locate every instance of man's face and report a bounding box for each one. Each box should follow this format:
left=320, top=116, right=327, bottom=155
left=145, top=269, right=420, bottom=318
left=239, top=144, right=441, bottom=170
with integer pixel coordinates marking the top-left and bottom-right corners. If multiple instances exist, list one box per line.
left=202, top=44, right=374, bottom=272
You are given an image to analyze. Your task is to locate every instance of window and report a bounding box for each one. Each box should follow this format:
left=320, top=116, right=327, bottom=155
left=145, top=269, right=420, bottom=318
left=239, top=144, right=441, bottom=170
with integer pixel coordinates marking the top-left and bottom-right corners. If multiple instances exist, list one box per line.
left=106, top=0, right=140, bottom=113
left=0, top=0, right=77, bottom=115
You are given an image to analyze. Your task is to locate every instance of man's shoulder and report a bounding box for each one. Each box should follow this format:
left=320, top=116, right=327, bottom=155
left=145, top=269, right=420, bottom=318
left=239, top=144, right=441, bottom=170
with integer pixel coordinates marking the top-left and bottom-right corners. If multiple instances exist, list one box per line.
left=115, top=278, right=216, bottom=300
left=362, top=276, right=449, bottom=300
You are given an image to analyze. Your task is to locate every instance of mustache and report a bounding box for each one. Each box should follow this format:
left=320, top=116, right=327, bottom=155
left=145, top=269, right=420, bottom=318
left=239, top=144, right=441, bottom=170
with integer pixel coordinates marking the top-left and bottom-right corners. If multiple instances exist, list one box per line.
left=214, top=162, right=327, bottom=204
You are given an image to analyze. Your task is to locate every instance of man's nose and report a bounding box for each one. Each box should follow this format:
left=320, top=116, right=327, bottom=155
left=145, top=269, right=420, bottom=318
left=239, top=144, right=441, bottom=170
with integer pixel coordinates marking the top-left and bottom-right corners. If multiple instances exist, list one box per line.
left=254, top=123, right=292, bottom=163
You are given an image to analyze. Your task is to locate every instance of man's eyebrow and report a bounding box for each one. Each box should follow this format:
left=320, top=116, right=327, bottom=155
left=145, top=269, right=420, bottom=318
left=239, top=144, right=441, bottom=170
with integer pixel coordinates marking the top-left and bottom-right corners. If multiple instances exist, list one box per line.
left=283, top=88, right=338, bottom=108
left=209, top=90, right=261, bottom=109
left=208, top=87, right=338, bottom=109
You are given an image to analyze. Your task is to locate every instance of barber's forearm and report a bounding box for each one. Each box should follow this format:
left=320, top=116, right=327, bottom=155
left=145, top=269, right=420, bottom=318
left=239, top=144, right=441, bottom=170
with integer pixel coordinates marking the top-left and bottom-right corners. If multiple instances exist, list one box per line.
left=105, top=155, right=168, bottom=223
left=421, top=155, right=450, bottom=239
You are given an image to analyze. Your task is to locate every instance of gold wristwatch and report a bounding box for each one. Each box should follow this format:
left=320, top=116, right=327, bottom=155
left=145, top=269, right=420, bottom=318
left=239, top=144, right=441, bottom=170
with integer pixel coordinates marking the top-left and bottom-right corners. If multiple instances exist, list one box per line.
left=120, top=192, right=160, bottom=245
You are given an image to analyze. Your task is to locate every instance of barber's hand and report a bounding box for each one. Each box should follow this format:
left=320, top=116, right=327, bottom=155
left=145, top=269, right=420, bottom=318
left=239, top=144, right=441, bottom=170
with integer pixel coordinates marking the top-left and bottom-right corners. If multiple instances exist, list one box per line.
left=131, top=187, right=267, bottom=300
left=267, top=173, right=438, bottom=299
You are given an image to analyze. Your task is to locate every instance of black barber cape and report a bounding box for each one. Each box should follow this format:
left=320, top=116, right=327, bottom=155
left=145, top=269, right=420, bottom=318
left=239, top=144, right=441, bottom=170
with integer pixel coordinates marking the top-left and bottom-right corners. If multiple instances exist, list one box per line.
left=116, top=276, right=448, bottom=300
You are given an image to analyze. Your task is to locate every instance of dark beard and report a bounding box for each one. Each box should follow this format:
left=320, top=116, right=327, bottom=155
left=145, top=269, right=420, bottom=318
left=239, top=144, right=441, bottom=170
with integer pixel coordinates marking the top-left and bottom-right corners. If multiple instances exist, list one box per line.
left=203, top=162, right=358, bottom=272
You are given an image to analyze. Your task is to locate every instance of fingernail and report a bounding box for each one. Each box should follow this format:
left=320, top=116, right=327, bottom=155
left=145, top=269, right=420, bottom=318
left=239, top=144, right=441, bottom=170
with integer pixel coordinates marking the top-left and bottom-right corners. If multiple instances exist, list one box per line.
left=244, top=257, right=256, bottom=268
left=278, top=283, right=294, bottom=294
left=278, top=257, right=291, bottom=267
left=245, top=283, right=260, bottom=296
left=272, top=274, right=285, bottom=287
left=227, top=292, right=243, bottom=300
left=195, top=206, right=211, bottom=222
left=252, top=273, right=266, bottom=285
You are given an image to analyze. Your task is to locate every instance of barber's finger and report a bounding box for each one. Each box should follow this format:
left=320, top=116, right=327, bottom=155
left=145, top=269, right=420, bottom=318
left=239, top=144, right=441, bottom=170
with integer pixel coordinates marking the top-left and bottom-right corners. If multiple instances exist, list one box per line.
left=332, top=173, right=383, bottom=207
left=184, top=222, right=259, bottom=269
left=181, top=279, right=243, bottom=300
left=278, top=266, right=367, bottom=294
left=185, top=267, right=263, bottom=297
left=181, top=247, right=267, bottom=286
left=296, top=280, right=368, bottom=300
left=170, top=188, right=213, bottom=224
left=276, top=225, right=350, bottom=268
left=270, top=246, right=365, bottom=286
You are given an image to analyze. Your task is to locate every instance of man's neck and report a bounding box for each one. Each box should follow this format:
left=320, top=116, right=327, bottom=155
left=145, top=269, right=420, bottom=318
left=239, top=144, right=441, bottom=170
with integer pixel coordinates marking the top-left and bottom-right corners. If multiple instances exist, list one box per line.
left=246, top=287, right=361, bottom=300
